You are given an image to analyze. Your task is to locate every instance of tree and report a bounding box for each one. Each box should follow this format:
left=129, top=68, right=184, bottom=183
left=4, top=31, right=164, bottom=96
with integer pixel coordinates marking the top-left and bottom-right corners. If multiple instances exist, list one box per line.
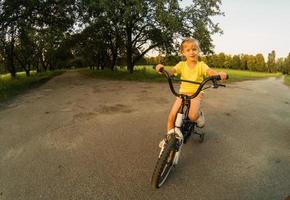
left=224, top=54, right=232, bottom=68
left=246, top=55, right=256, bottom=71
left=32, top=0, right=77, bottom=72
left=14, top=27, right=36, bottom=76
left=267, top=50, right=276, bottom=73
left=119, top=0, right=184, bottom=73
left=1, top=0, right=224, bottom=74
left=164, top=54, right=180, bottom=66
left=78, top=0, right=126, bottom=70
left=231, top=55, right=241, bottom=69
left=0, top=0, right=77, bottom=77
left=0, top=53, right=4, bottom=73
left=0, top=0, right=20, bottom=78
left=204, top=54, right=219, bottom=68
left=240, top=54, right=248, bottom=70
left=283, top=53, right=290, bottom=74
left=216, top=52, right=225, bottom=68
left=78, top=0, right=223, bottom=73
left=184, top=0, right=224, bottom=54
left=255, top=54, right=266, bottom=72
left=276, top=57, right=285, bottom=73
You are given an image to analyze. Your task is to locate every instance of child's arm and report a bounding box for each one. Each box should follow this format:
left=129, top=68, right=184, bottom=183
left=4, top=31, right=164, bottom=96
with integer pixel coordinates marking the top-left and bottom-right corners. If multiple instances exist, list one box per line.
left=207, top=68, right=227, bottom=80
left=155, top=64, right=176, bottom=76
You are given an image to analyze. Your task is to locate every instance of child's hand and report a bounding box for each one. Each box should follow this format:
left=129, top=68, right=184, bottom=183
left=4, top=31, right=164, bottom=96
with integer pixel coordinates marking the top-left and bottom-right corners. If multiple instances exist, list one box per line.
left=155, top=64, right=164, bottom=74
left=219, top=72, right=228, bottom=80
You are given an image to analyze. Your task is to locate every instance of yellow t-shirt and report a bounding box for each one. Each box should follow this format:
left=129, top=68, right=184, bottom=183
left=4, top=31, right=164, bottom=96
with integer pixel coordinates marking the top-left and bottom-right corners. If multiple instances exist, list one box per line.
left=174, top=61, right=209, bottom=93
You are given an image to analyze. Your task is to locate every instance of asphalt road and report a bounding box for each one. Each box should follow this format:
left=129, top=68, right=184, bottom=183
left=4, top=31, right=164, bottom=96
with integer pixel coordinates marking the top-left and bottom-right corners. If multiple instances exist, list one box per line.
left=0, top=71, right=290, bottom=200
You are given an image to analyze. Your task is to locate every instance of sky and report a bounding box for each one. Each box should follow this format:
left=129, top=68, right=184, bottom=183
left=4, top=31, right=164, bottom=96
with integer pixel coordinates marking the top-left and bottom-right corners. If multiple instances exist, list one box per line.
left=181, top=0, right=290, bottom=58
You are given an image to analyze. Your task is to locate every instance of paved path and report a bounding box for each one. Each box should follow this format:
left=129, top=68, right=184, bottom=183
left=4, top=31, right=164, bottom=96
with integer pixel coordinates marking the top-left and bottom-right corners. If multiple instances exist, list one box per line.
left=0, top=71, right=290, bottom=200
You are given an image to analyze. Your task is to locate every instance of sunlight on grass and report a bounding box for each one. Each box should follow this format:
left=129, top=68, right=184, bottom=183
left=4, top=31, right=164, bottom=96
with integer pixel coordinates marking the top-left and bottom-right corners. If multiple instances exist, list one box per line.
left=0, top=71, right=37, bottom=80
left=83, top=65, right=281, bottom=83
left=81, top=66, right=166, bottom=82
left=213, top=68, right=281, bottom=81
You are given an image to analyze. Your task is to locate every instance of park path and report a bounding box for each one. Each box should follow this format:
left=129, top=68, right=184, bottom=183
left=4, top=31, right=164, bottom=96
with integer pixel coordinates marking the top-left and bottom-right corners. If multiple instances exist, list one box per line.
left=0, top=71, right=290, bottom=200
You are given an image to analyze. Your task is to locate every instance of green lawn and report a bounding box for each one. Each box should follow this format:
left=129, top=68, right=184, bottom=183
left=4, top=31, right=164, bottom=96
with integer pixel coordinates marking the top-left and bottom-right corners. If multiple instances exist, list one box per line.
left=213, top=68, right=281, bottom=82
left=0, top=71, right=63, bottom=103
left=83, top=65, right=281, bottom=82
left=80, top=66, right=166, bottom=82
left=0, top=67, right=283, bottom=103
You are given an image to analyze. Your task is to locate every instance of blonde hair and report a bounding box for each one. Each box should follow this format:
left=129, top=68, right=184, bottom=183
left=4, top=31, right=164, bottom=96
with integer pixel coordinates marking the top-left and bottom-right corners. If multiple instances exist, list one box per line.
left=180, top=38, right=201, bottom=53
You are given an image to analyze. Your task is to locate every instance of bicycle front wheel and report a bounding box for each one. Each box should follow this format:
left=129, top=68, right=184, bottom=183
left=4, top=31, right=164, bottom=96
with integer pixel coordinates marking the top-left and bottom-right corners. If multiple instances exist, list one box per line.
left=151, top=134, right=178, bottom=189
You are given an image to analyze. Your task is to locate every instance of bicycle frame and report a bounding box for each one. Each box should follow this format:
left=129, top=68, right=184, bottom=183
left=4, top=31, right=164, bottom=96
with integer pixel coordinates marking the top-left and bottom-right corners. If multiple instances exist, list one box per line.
left=151, top=65, right=229, bottom=188
left=156, top=67, right=228, bottom=165
left=171, top=97, right=193, bottom=165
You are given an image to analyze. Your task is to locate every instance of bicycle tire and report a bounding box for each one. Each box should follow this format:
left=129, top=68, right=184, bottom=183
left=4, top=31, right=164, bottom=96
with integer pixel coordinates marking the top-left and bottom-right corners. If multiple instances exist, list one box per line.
left=151, top=134, right=178, bottom=189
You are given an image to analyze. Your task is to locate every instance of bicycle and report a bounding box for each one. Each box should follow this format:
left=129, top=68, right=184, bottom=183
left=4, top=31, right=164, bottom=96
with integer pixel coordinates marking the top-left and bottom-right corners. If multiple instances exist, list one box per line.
left=151, top=66, right=229, bottom=189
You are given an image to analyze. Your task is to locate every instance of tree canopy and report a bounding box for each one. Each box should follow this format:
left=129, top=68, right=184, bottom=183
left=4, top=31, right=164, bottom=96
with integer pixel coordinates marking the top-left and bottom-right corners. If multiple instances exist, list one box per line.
left=0, top=0, right=225, bottom=76
left=1, top=0, right=289, bottom=77
left=0, top=0, right=76, bottom=78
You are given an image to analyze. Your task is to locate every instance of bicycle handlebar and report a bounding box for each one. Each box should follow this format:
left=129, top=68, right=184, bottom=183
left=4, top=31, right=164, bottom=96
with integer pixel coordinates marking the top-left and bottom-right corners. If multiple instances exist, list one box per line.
left=153, top=65, right=229, bottom=98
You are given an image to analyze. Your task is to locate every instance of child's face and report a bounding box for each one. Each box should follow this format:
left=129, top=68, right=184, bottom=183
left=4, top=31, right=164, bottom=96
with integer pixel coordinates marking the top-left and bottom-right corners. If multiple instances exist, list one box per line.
left=181, top=42, right=199, bottom=62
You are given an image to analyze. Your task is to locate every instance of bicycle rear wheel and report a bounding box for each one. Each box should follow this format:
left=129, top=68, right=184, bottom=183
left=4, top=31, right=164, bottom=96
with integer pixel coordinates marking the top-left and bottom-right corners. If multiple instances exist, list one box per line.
left=151, top=134, right=178, bottom=189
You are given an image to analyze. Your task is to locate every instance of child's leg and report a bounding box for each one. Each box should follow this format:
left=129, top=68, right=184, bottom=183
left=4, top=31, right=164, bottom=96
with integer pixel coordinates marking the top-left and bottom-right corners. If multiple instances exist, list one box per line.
left=167, top=97, right=182, bottom=132
left=188, top=93, right=204, bottom=122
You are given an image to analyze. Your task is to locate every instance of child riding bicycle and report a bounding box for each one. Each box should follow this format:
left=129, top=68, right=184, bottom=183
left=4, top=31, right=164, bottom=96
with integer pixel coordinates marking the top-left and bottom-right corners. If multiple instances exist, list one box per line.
left=155, top=38, right=227, bottom=134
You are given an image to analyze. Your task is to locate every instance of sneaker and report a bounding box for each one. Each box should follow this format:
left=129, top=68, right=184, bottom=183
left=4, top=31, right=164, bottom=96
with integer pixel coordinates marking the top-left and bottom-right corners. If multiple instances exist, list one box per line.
left=159, top=139, right=166, bottom=148
left=159, top=129, right=175, bottom=148
left=195, top=111, right=205, bottom=128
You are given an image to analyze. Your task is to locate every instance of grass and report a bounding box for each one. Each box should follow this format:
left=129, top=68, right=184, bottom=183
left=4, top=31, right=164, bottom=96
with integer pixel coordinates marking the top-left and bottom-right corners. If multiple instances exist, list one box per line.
left=213, top=68, right=281, bottom=82
left=284, top=75, right=290, bottom=86
left=0, top=66, right=282, bottom=103
left=82, top=65, right=281, bottom=82
left=0, top=70, right=64, bottom=103
left=80, top=66, right=166, bottom=82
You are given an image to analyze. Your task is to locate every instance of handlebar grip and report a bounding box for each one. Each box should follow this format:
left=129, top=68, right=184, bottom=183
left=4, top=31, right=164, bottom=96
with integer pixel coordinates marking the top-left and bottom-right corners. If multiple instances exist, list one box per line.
left=211, top=74, right=229, bottom=80
left=211, top=75, right=221, bottom=80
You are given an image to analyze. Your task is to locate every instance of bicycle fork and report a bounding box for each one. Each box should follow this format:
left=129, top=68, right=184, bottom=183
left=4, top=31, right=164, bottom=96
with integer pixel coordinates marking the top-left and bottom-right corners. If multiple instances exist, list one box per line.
left=159, top=113, right=184, bottom=165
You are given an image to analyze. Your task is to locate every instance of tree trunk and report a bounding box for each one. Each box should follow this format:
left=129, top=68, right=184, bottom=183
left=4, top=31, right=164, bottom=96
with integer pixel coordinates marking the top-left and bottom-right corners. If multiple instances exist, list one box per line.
left=96, top=61, right=100, bottom=70
left=7, top=56, right=16, bottom=79
left=35, top=60, right=40, bottom=73
left=40, top=56, right=47, bottom=72
left=96, top=54, right=101, bottom=70
left=49, top=63, right=54, bottom=71
left=15, top=54, right=31, bottom=77
left=110, top=50, right=117, bottom=71
left=26, top=63, right=31, bottom=77
left=7, top=58, right=16, bottom=79
left=100, top=61, right=105, bottom=70
left=126, top=25, right=134, bottom=74
left=25, top=69, right=30, bottom=77
left=7, top=39, right=16, bottom=79
left=133, top=43, right=160, bottom=67
left=100, top=53, right=106, bottom=70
